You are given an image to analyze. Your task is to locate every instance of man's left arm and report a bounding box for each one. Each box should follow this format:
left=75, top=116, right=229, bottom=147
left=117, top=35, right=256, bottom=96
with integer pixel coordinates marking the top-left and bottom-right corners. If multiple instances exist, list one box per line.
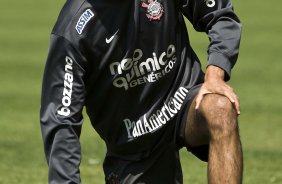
left=180, top=0, right=242, bottom=113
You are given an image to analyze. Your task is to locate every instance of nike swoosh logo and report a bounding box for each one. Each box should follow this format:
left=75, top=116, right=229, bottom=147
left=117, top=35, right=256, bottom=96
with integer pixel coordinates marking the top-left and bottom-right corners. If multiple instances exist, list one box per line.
left=106, top=30, right=119, bottom=44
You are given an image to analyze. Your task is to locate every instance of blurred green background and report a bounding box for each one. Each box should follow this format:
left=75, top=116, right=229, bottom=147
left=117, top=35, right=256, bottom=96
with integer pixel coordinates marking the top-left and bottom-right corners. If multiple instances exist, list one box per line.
left=0, top=0, right=281, bottom=183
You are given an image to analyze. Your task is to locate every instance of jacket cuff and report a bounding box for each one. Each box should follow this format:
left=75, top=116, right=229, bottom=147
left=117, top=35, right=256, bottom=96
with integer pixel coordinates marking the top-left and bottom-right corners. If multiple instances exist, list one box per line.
left=207, top=52, right=232, bottom=81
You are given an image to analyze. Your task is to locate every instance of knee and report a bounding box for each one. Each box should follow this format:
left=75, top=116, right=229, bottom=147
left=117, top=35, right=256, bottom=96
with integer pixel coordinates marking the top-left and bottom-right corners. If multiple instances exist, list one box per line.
left=199, top=94, right=238, bottom=139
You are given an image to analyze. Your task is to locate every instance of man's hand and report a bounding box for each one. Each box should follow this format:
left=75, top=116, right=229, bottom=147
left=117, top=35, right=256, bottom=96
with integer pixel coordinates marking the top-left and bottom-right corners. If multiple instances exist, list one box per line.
left=195, top=65, right=240, bottom=115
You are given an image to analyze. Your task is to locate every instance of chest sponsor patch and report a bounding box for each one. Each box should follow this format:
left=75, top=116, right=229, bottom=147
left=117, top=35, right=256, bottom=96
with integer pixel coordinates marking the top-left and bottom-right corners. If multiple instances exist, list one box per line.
left=75, top=9, right=94, bottom=34
left=109, top=45, right=177, bottom=90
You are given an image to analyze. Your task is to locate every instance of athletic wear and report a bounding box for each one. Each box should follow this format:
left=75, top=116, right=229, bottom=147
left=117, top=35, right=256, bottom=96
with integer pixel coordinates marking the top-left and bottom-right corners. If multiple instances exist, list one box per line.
left=102, top=84, right=204, bottom=184
left=40, top=0, right=241, bottom=183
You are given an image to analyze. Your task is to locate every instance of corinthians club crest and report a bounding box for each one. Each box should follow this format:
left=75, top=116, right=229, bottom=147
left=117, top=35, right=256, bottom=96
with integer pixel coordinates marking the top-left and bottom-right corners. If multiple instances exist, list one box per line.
left=141, top=0, right=164, bottom=21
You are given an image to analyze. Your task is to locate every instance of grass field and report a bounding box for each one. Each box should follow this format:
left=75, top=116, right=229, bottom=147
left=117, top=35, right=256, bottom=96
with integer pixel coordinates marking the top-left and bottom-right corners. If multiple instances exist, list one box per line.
left=0, top=0, right=281, bottom=183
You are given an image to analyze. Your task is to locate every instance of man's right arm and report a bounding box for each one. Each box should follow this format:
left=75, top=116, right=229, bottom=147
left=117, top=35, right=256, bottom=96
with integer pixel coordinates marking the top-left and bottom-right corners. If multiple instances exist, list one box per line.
left=40, top=34, right=86, bottom=184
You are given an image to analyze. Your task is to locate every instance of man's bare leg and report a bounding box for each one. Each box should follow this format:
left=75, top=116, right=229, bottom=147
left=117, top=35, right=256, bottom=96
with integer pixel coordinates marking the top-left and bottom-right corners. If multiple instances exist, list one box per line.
left=185, top=94, right=243, bottom=184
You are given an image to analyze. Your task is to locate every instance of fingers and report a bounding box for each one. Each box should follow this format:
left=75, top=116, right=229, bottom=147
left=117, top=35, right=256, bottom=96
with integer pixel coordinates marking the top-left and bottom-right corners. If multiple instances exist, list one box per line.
left=223, top=90, right=241, bottom=115
left=195, top=89, right=211, bottom=110
left=234, top=100, right=241, bottom=115
left=195, top=93, right=203, bottom=110
left=195, top=83, right=241, bottom=115
left=232, top=94, right=240, bottom=115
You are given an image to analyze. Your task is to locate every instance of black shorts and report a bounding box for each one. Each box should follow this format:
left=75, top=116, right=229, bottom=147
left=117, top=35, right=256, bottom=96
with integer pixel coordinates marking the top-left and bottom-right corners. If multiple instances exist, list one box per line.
left=175, top=84, right=209, bottom=162
left=104, top=84, right=209, bottom=184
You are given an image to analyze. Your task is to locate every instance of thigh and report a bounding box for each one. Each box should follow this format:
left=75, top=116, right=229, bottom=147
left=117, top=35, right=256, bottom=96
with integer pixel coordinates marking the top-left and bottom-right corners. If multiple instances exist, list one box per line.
left=175, top=84, right=210, bottom=162
left=184, top=92, right=237, bottom=146
left=183, top=93, right=239, bottom=162
left=184, top=96, right=210, bottom=147
left=176, top=84, right=210, bottom=148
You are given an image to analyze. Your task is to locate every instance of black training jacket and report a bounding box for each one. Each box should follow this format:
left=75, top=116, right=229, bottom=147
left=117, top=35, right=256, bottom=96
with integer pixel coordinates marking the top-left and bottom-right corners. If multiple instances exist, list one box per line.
left=40, top=0, right=241, bottom=183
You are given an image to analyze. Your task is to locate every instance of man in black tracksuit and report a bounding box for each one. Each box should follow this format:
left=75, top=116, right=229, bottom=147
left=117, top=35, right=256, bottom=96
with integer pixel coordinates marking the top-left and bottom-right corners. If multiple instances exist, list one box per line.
left=40, top=0, right=243, bottom=183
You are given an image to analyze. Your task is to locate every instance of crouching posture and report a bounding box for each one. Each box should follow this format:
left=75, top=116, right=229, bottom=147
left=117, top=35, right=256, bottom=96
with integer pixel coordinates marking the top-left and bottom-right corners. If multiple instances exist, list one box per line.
left=40, top=0, right=243, bottom=183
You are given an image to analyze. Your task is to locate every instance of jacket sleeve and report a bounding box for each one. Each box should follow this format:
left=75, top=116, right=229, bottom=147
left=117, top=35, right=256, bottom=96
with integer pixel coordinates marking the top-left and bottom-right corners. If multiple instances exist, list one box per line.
left=40, top=34, right=86, bottom=184
left=180, top=0, right=242, bottom=80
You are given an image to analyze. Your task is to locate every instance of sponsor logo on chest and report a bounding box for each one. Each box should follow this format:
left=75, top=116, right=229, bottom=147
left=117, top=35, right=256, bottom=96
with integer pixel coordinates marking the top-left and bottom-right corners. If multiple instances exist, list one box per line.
left=75, top=9, right=94, bottom=34
left=109, top=45, right=177, bottom=90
